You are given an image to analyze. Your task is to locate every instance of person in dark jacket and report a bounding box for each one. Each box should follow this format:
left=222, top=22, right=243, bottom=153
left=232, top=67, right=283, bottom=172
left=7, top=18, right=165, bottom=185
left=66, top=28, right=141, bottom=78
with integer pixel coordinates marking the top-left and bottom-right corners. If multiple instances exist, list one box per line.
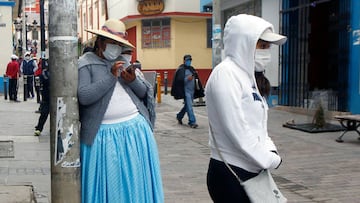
left=20, top=52, right=38, bottom=99
left=34, top=59, right=49, bottom=136
left=171, top=54, right=204, bottom=128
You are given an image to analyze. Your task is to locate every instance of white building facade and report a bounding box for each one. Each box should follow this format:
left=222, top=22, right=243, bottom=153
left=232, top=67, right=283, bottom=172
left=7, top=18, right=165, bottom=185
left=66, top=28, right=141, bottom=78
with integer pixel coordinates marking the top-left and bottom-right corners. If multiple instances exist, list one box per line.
left=0, top=1, right=16, bottom=80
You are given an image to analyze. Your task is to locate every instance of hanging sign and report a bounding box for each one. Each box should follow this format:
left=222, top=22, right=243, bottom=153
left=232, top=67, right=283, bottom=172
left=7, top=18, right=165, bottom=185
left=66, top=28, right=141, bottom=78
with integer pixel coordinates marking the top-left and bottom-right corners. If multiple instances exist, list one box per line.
left=138, top=0, right=164, bottom=16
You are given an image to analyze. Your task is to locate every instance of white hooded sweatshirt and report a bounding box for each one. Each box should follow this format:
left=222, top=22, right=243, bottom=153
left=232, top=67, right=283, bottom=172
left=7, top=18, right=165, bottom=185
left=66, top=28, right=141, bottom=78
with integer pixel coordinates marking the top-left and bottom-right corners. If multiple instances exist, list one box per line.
left=205, top=14, right=282, bottom=173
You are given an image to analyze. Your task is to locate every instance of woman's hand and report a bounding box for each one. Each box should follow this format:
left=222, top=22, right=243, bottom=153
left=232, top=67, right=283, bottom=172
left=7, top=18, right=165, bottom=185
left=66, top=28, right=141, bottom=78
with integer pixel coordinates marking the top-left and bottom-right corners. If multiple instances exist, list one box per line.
left=111, top=61, right=125, bottom=77
left=120, top=65, right=136, bottom=82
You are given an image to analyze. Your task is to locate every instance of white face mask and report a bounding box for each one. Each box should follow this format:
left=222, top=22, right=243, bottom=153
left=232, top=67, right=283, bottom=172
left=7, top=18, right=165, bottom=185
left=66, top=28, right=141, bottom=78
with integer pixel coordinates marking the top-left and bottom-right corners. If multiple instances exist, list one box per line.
left=103, top=44, right=123, bottom=61
left=254, top=49, right=271, bottom=72
left=121, top=54, right=132, bottom=64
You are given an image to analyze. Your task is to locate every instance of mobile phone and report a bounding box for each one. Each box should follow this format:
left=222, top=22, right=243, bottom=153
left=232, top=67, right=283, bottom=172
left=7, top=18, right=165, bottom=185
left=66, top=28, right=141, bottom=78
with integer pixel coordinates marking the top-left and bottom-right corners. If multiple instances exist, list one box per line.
left=125, top=66, right=133, bottom=73
left=132, top=62, right=141, bottom=69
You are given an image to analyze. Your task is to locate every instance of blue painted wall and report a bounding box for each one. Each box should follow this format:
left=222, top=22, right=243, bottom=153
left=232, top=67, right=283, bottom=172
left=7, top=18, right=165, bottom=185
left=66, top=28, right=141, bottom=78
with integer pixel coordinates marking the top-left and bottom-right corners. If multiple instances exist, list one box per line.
left=348, top=0, right=360, bottom=113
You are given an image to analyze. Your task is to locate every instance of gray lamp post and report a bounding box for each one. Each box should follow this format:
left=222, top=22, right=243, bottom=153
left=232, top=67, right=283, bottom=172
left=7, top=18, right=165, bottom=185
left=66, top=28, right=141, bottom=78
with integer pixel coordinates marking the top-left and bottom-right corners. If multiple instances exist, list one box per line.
left=25, top=15, right=29, bottom=51
left=13, top=18, right=23, bottom=57
left=31, top=20, right=38, bottom=56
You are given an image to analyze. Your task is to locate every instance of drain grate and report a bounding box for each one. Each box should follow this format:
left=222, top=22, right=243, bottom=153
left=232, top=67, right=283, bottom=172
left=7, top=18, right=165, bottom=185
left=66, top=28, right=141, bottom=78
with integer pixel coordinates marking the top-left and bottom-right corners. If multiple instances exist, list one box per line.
left=0, top=140, right=14, bottom=158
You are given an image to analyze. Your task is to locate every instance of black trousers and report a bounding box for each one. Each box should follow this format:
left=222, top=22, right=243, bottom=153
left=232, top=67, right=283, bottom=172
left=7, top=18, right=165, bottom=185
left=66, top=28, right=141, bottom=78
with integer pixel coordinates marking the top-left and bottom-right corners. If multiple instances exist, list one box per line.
left=26, top=75, right=34, bottom=98
left=8, top=78, right=18, bottom=101
left=207, top=158, right=258, bottom=203
left=35, top=101, right=49, bottom=132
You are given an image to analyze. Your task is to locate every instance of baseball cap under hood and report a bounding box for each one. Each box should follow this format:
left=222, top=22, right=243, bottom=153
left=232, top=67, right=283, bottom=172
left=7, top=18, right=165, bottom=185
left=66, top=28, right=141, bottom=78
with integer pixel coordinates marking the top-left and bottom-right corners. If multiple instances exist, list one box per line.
left=260, top=29, right=287, bottom=45
left=223, top=14, right=287, bottom=76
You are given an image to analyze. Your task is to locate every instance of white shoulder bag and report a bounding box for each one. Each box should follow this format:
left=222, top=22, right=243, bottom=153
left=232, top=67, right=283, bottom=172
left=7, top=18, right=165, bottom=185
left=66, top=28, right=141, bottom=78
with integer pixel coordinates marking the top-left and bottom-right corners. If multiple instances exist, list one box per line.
left=209, top=124, right=287, bottom=203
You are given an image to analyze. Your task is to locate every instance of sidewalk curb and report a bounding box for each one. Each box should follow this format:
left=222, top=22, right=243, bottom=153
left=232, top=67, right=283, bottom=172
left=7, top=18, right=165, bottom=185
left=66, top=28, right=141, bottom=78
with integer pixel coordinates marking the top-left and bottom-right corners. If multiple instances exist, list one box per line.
left=0, top=185, right=36, bottom=203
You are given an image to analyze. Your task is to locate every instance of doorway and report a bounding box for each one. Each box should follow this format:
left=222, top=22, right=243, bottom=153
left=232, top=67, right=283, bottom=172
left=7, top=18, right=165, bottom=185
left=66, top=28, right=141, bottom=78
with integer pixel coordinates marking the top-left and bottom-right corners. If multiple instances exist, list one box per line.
left=280, top=0, right=350, bottom=111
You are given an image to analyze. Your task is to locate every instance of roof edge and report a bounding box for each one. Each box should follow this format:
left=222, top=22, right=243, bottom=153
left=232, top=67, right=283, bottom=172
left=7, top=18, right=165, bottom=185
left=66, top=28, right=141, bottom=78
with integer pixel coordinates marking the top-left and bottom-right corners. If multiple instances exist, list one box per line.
left=121, top=12, right=212, bottom=22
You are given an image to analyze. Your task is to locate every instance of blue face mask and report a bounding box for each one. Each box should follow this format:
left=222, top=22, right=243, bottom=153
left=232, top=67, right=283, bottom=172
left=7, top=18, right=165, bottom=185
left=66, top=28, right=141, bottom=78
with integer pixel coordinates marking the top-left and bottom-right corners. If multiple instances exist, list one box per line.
left=185, top=60, right=191, bottom=67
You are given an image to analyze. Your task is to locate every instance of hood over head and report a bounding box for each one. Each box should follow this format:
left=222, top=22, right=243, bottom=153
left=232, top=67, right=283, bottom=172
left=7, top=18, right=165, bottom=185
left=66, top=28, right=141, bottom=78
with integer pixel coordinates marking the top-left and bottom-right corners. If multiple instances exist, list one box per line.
left=223, top=14, right=286, bottom=76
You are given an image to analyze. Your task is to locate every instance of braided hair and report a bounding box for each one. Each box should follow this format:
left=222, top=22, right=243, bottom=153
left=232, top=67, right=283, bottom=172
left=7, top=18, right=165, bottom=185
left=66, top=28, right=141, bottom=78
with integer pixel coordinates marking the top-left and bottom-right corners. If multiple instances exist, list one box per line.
left=255, top=71, right=270, bottom=98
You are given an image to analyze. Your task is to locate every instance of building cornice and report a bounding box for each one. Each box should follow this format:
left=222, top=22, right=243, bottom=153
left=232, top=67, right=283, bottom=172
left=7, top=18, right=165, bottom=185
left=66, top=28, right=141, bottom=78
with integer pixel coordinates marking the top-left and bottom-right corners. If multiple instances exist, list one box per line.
left=121, top=12, right=212, bottom=22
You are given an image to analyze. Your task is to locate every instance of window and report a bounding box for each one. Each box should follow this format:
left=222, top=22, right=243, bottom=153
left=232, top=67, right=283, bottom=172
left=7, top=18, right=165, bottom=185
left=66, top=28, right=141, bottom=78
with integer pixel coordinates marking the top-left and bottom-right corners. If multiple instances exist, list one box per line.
left=83, top=13, right=87, bottom=29
left=101, top=0, right=106, bottom=16
left=224, top=0, right=261, bottom=22
left=89, top=6, right=93, bottom=28
left=142, top=18, right=170, bottom=48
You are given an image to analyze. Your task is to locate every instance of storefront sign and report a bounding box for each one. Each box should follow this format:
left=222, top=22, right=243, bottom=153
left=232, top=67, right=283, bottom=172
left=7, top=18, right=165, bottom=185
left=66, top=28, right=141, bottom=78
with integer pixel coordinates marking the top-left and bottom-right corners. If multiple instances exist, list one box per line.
left=138, top=0, right=164, bottom=16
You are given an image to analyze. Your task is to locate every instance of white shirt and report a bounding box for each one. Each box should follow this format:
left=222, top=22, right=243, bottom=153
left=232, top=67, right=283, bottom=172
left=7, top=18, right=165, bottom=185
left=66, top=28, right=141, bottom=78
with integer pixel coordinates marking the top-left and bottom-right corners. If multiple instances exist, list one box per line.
left=102, top=81, right=138, bottom=124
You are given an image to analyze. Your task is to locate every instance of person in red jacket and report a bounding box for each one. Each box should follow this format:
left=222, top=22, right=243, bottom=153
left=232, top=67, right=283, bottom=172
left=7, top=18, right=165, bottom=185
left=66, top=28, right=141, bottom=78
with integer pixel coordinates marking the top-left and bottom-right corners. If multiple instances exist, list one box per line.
left=34, top=58, right=43, bottom=103
left=6, top=55, right=20, bottom=102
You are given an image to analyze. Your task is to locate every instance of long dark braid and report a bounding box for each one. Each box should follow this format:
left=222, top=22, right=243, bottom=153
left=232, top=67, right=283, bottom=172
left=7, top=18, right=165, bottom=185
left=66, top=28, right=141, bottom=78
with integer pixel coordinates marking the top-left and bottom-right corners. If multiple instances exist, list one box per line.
left=255, top=71, right=270, bottom=98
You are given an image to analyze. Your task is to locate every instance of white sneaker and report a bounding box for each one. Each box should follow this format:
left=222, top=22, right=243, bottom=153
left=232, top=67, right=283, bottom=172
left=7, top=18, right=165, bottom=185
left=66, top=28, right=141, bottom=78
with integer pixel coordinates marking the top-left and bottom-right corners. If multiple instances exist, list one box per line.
left=34, top=130, right=41, bottom=136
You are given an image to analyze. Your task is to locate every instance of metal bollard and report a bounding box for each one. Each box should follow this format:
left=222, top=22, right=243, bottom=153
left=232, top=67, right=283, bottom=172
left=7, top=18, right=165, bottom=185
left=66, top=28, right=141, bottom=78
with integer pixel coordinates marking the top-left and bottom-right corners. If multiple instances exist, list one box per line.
left=35, top=76, right=41, bottom=103
left=23, top=75, right=27, bottom=101
left=156, top=73, right=161, bottom=103
left=3, top=75, right=8, bottom=100
left=164, top=71, right=168, bottom=95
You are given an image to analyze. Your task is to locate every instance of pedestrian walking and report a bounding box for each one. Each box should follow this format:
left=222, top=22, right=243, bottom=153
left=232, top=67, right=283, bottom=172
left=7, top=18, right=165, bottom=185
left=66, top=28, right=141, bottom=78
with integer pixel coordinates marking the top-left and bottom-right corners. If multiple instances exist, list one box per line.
left=20, top=52, right=38, bottom=99
left=5, top=54, right=20, bottom=102
left=34, top=58, right=43, bottom=103
left=34, top=59, right=50, bottom=136
left=205, top=14, right=287, bottom=202
left=171, top=54, right=204, bottom=128
left=78, top=19, right=163, bottom=203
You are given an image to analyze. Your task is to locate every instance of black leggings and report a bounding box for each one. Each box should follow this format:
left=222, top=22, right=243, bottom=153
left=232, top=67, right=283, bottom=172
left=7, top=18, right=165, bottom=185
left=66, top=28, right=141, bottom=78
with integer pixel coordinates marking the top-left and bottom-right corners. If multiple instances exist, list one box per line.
left=207, top=158, right=258, bottom=203
left=35, top=101, right=49, bottom=131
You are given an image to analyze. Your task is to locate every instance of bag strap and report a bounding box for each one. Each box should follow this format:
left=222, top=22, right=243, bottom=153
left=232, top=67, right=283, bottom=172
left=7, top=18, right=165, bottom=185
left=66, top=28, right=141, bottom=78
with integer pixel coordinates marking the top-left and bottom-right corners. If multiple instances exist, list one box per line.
left=209, top=123, right=243, bottom=184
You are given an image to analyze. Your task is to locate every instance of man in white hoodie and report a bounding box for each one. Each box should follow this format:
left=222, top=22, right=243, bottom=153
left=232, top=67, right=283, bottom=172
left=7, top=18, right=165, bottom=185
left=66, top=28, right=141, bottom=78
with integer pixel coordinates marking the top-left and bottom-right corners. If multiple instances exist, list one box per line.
left=205, top=14, right=287, bottom=202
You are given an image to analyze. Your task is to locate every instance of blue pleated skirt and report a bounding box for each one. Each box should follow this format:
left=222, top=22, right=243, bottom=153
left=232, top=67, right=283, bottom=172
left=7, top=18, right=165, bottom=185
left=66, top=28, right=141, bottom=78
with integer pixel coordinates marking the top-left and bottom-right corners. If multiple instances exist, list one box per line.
left=81, top=114, right=164, bottom=203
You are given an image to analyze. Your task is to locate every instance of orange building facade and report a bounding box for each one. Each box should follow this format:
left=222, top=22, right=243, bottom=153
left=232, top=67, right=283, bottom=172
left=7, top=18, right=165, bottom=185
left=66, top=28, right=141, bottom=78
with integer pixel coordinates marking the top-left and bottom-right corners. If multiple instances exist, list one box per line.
left=78, top=0, right=212, bottom=86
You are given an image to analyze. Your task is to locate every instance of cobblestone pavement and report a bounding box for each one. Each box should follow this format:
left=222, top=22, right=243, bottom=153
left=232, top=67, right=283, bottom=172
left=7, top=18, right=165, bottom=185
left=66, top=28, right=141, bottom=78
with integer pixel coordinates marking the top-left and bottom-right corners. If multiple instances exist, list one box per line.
left=158, top=94, right=360, bottom=203
left=0, top=90, right=360, bottom=202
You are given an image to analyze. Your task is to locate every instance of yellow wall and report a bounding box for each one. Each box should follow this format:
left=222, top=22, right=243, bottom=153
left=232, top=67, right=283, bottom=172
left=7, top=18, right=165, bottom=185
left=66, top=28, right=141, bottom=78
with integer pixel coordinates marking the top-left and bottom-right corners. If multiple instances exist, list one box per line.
left=127, top=17, right=212, bottom=71
left=173, top=17, right=212, bottom=70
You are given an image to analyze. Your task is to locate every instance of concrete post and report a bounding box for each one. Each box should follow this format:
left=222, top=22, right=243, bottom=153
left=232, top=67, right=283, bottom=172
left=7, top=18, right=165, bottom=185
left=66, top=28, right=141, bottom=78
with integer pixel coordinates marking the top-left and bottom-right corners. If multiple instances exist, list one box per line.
left=40, top=0, right=46, bottom=59
left=212, top=0, right=222, bottom=68
left=22, top=1, right=26, bottom=53
left=48, top=0, right=81, bottom=202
